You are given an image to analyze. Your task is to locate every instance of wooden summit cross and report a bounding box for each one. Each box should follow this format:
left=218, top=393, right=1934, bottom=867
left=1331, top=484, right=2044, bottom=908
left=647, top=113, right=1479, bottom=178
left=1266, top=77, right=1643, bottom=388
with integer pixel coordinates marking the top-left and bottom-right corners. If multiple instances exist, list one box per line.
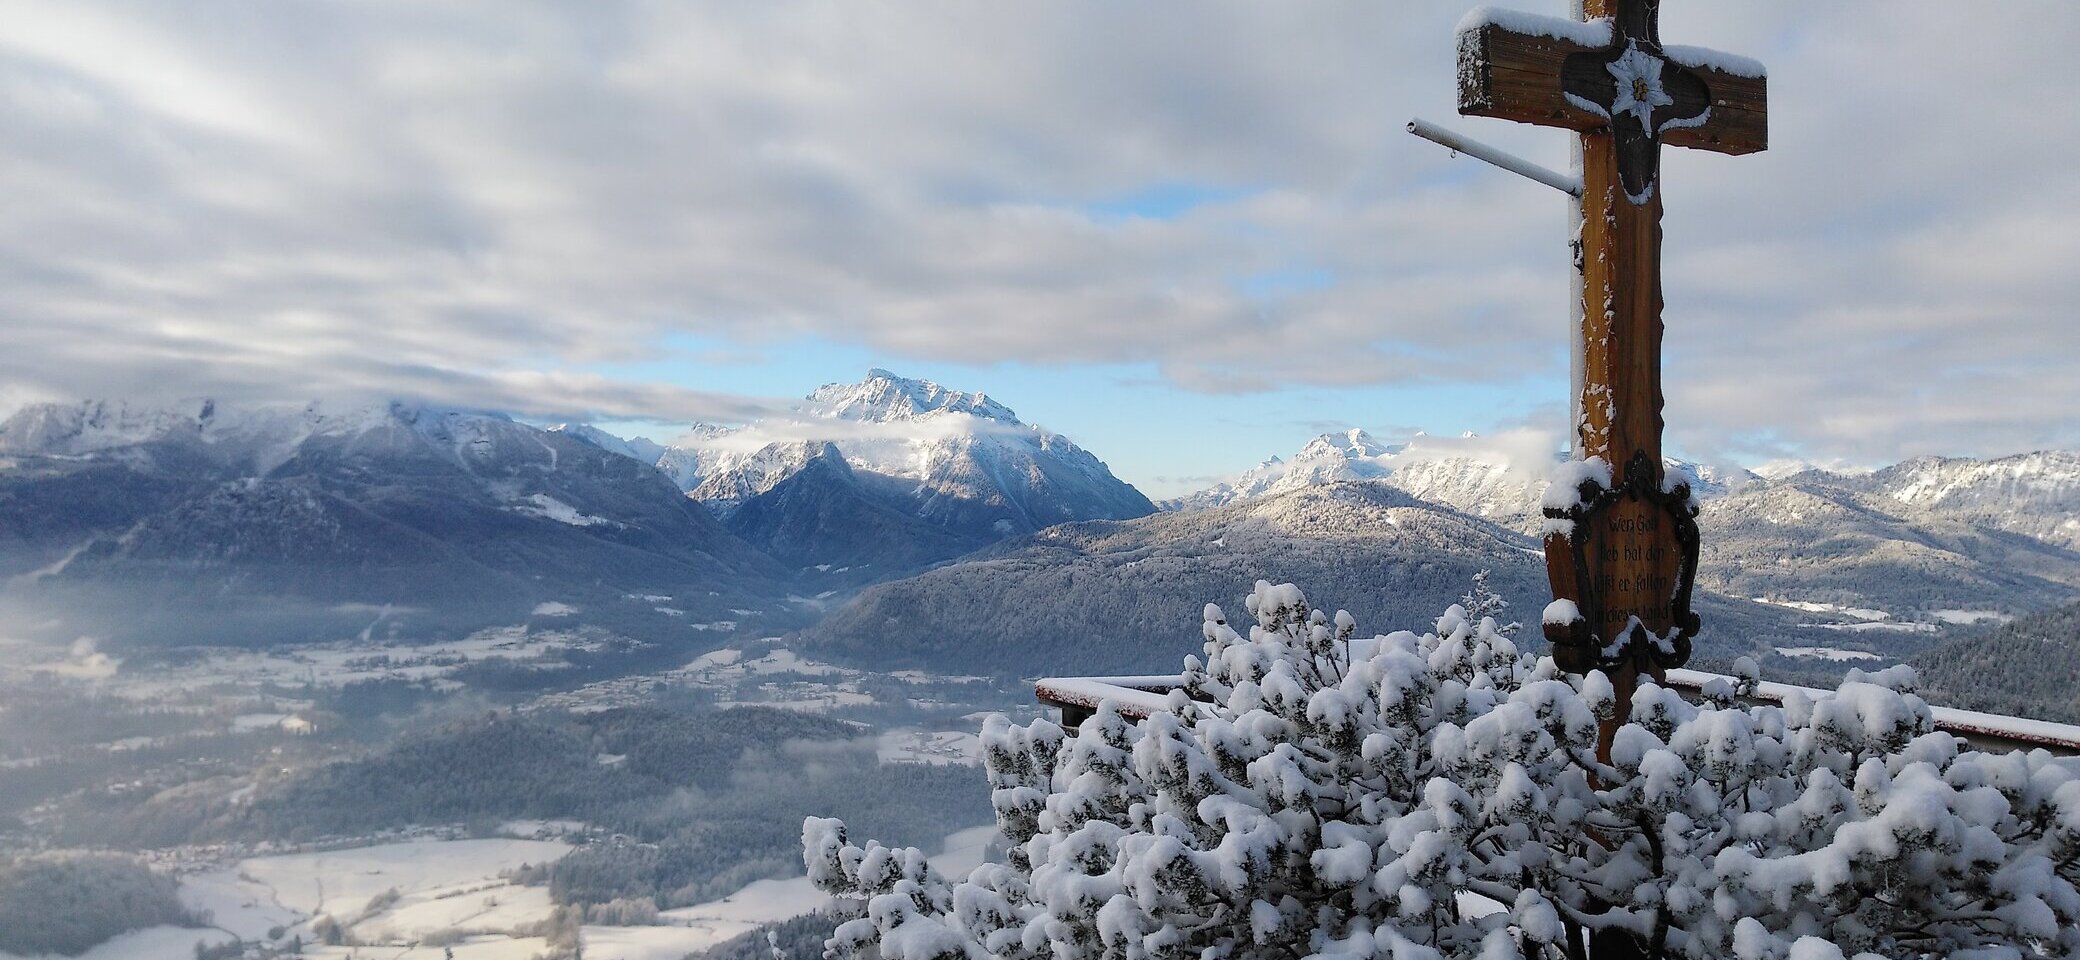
left=1445, top=1, right=1767, bottom=733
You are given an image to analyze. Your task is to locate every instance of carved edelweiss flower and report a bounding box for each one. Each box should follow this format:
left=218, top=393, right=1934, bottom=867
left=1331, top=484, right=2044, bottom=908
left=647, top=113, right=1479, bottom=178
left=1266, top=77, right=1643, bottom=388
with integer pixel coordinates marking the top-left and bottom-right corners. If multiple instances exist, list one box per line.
left=1605, top=43, right=1674, bottom=136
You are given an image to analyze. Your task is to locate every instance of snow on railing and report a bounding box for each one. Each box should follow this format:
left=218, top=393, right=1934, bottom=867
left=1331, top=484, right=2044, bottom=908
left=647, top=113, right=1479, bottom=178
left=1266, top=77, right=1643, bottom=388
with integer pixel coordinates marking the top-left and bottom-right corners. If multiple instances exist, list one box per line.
left=1036, top=668, right=2080, bottom=756
left=1662, top=668, right=2080, bottom=754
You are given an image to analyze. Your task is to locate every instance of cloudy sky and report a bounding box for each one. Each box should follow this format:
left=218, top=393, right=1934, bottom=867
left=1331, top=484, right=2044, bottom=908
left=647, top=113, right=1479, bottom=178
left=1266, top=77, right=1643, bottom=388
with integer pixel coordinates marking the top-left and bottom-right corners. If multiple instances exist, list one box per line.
left=2, top=1, right=2075, bottom=495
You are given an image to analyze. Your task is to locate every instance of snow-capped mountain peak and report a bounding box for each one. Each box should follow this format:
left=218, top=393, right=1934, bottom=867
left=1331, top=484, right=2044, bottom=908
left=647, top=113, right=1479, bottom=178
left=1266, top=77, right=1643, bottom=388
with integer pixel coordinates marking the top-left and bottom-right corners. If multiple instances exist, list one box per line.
left=1875, top=451, right=2080, bottom=507
left=805, top=369, right=1021, bottom=425
left=1163, top=430, right=1396, bottom=511
left=1857, top=450, right=2080, bottom=550
left=1164, top=428, right=1760, bottom=530
left=614, top=371, right=1154, bottom=554
left=0, top=398, right=228, bottom=456
left=548, top=423, right=667, bottom=464
left=1295, top=428, right=1398, bottom=462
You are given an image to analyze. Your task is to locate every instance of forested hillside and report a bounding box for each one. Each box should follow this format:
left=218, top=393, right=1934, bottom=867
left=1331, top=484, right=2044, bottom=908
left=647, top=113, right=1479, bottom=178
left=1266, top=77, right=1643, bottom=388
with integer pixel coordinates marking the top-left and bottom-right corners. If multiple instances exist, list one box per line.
left=0, top=855, right=196, bottom=956
left=802, top=480, right=1859, bottom=679
left=800, top=483, right=1549, bottom=677
left=1912, top=601, right=2080, bottom=723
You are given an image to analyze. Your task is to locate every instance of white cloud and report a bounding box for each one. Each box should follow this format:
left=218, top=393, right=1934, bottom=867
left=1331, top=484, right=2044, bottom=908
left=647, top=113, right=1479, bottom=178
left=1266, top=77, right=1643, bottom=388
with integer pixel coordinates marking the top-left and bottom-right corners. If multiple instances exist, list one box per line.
left=0, top=1, right=2072, bottom=464
left=673, top=410, right=1030, bottom=456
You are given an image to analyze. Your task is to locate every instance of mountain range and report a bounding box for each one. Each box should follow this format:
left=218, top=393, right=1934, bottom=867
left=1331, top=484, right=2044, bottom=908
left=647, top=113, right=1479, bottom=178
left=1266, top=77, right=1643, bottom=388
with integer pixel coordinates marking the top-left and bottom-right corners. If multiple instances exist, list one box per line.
left=0, top=400, right=790, bottom=646
left=1166, top=429, right=2080, bottom=622
left=565, top=369, right=1155, bottom=585
left=3, top=377, right=2076, bottom=708
left=1158, top=427, right=1750, bottom=531
left=804, top=428, right=2080, bottom=679
left=0, top=372, right=1155, bottom=647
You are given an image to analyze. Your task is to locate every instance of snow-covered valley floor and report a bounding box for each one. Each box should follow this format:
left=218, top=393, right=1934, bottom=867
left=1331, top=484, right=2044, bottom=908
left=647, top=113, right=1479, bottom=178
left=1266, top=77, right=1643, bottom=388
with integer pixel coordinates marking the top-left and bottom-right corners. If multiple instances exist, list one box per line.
left=0, top=828, right=998, bottom=960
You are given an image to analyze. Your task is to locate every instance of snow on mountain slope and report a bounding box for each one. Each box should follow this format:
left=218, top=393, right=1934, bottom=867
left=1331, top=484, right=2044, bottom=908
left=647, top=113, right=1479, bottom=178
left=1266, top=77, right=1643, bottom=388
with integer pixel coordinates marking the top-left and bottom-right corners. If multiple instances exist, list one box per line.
left=0, top=399, right=406, bottom=476
left=548, top=423, right=666, bottom=465
left=627, top=371, right=1155, bottom=541
left=0, top=399, right=786, bottom=646
left=1694, top=475, right=2080, bottom=636
left=802, top=481, right=1551, bottom=677
left=1164, top=429, right=1398, bottom=511
left=1854, top=452, right=2080, bottom=551
left=1163, top=428, right=1747, bottom=530
left=808, top=368, right=1021, bottom=424
left=0, top=399, right=211, bottom=455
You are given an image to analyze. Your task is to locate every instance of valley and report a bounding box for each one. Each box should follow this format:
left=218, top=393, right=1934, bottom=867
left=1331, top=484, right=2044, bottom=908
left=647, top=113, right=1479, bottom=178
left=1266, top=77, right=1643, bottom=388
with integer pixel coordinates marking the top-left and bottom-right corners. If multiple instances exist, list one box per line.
left=3, top=371, right=2078, bottom=958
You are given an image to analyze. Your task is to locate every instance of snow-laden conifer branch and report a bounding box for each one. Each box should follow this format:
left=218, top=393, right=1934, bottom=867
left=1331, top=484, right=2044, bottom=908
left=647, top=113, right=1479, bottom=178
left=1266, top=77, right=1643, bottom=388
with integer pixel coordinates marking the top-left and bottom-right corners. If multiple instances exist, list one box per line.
left=806, top=581, right=2080, bottom=959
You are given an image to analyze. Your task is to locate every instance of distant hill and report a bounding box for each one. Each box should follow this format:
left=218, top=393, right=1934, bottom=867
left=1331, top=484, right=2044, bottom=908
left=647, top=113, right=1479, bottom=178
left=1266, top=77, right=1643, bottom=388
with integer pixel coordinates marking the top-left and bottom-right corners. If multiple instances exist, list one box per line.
left=1911, top=601, right=2080, bottom=724
left=1698, top=475, right=2080, bottom=626
left=798, top=481, right=1829, bottom=678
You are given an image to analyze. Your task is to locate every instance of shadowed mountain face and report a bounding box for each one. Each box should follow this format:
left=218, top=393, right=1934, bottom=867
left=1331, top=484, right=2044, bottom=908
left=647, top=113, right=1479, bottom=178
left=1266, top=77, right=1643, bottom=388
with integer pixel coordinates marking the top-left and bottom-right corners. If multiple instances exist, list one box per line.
left=721, top=443, right=987, bottom=583
left=0, top=401, right=787, bottom=647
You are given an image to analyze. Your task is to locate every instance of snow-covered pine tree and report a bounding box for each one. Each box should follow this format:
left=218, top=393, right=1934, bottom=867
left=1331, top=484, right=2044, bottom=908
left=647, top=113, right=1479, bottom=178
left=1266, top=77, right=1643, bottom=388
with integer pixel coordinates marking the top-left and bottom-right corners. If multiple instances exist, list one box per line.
left=1458, top=570, right=1520, bottom=638
left=805, top=581, right=2080, bottom=960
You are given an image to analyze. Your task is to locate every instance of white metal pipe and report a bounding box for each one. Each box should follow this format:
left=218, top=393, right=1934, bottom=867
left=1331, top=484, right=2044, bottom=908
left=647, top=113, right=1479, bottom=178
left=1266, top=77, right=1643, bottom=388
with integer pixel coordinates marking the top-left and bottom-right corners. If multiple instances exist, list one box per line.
left=1406, top=118, right=1583, bottom=197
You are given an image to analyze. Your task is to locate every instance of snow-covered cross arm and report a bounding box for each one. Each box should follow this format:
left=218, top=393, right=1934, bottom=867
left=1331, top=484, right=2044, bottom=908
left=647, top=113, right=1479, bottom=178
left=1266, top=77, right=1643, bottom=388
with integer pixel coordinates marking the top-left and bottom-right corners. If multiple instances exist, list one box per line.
left=1456, top=4, right=1768, bottom=161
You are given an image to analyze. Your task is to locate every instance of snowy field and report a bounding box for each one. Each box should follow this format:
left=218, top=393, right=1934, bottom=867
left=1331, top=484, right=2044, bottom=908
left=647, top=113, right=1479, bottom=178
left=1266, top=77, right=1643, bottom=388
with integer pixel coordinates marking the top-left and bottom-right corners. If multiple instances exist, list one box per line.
left=1930, top=608, right=2013, bottom=625
left=237, top=838, right=571, bottom=920
left=1808, top=620, right=1938, bottom=634
left=43, top=827, right=1000, bottom=960
left=1750, top=597, right=2016, bottom=635
left=0, top=801, right=997, bottom=960
left=1750, top=597, right=1893, bottom=621
left=0, top=839, right=571, bottom=960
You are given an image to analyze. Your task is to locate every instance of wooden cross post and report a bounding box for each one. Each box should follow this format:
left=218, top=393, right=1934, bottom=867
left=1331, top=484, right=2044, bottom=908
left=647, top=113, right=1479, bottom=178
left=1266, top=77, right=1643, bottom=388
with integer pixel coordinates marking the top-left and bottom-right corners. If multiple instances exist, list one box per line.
left=1452, top=1, right=1767, bottom=755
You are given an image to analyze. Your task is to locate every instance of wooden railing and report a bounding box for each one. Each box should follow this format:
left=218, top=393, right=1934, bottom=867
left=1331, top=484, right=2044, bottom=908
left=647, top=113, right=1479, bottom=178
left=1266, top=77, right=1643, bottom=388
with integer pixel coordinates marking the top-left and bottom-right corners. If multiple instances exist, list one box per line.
left=1034, top=669, right=2080, bottom=756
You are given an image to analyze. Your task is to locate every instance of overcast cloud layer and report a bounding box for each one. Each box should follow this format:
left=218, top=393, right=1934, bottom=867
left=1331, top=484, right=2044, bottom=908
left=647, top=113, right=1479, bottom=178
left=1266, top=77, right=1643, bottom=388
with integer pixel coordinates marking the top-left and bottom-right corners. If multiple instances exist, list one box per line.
left=1, top=1, right=2075, bottom=464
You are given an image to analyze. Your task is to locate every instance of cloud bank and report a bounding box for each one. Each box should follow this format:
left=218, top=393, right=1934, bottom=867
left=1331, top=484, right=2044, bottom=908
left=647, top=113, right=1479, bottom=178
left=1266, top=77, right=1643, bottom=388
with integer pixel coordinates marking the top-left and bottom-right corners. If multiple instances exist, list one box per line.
left=0, top=1, right=2074, bottom=463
